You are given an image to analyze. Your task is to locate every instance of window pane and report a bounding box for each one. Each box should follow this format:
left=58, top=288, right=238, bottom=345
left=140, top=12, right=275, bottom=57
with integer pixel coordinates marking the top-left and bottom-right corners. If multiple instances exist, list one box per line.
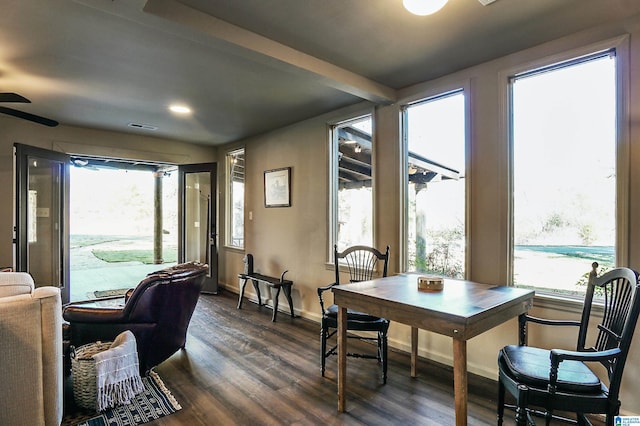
left=512, top=53, right=616, bottom=295
left=334, top=116, right=372, bottom=251
left=227, top=149, right=245, bottom=248
left=405, top=91, right=466, bottom=278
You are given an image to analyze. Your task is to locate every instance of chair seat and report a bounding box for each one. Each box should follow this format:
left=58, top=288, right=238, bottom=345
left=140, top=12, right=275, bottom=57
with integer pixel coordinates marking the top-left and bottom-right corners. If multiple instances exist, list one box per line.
left=500, top=345, right=602, bottom=394
left=325, top=304, right=388, bottom=324
left=324, top=304, right=389, bottom=332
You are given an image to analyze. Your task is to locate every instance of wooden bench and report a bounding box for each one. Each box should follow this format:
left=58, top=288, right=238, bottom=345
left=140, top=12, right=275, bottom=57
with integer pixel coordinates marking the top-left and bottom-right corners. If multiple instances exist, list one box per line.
left=237, top=254, right=294, bottom=322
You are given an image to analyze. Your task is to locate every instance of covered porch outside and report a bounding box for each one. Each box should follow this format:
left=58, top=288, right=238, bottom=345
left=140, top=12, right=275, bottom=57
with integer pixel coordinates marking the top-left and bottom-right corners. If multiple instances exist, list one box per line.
left=69, top=235, right=177, bottom=302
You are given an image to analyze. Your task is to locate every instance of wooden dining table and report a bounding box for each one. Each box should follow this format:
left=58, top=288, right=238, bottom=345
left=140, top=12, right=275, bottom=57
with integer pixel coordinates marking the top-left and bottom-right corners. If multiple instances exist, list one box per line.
left=332, top=273, right=534, bottom=426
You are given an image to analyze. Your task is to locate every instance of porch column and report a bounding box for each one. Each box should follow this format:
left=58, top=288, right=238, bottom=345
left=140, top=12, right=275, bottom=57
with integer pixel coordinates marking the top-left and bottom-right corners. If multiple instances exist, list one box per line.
left=415, top=183, right=427, bottom=269
left=153, top=171, right=163, bottom=264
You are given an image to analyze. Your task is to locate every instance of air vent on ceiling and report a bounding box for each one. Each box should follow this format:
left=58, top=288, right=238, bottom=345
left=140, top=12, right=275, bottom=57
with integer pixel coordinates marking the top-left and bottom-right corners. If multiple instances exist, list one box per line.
left=128, top=122, right=158, bottom=131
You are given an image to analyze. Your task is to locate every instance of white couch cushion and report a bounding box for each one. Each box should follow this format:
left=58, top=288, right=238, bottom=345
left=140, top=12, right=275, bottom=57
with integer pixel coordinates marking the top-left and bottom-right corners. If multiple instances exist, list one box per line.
left=0, top=272, right=35, bottom=298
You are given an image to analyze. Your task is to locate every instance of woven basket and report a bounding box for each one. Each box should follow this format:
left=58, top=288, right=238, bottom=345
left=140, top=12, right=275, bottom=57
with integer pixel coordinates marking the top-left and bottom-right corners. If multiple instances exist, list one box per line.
left=71, top=341, right=112, bottom=411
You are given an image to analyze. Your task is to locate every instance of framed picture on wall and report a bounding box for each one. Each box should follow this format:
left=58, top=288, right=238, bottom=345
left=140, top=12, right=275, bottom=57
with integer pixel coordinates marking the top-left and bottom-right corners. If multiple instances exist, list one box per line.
left=264, top=167, right=291, bottom=207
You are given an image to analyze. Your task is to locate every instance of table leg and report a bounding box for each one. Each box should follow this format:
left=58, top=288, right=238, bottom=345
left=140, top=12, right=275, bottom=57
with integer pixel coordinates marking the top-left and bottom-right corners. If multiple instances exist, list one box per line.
left=337, top=305, right=347, bottom=412
left=411, top=327, right=418, bottom=378
left=453, top=338, right=468, bottom=426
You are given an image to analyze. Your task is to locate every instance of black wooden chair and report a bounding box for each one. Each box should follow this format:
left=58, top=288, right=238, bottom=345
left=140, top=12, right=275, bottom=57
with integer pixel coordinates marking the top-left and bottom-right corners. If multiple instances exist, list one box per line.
left=317, top=245, right=390, bottom=383
left=497, top=262, right=640, bottom=426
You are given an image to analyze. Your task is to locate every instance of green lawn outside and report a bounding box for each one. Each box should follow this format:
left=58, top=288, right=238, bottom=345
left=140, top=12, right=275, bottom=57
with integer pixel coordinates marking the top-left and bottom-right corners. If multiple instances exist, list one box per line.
left=92, top=249, right=178, bottom=264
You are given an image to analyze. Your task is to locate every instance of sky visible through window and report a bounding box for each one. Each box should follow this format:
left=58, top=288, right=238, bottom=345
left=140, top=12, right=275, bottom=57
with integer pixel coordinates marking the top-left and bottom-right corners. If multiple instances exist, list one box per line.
left=70, top=167, right=177, bottom=236
left=407, top=93, right=465, bottom=174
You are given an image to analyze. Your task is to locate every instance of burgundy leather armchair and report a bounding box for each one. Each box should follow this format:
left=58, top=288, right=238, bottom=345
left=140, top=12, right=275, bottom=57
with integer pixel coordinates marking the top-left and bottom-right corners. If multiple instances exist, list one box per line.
left=63, top=262, right=208, bottom=374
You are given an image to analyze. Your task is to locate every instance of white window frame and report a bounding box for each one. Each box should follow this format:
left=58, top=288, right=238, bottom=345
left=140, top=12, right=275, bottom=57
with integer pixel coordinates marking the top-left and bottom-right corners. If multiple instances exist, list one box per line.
left=503, top=35, right=630, bottom=292
left=400, top=83, right=471, bottom=277
left=225, top=148, right=245, bottom=249
left=328, top=113, right=374, bottom=261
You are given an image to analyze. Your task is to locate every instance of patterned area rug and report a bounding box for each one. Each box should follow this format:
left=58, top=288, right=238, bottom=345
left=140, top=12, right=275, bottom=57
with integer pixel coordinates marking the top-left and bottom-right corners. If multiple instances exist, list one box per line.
left=63, top=370, right=181, bottom=426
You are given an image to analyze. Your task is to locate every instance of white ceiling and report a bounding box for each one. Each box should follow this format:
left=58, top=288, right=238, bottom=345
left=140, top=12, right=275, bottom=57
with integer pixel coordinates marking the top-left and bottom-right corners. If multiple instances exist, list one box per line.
left=1, top=0, right=639, bottom=145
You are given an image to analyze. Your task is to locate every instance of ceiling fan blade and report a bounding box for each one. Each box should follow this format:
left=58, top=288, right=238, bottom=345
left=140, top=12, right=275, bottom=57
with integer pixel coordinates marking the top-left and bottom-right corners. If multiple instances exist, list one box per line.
left=0, top=106, right=59, bottom=127
left=0, top=92, right=31, bottom=103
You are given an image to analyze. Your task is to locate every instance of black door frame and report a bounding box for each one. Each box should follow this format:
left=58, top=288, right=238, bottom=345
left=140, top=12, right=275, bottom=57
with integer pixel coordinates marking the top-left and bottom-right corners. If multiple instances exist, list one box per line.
left=178, top=162, right=219, bottom=294
left=15, top=143, right=70, bottom=303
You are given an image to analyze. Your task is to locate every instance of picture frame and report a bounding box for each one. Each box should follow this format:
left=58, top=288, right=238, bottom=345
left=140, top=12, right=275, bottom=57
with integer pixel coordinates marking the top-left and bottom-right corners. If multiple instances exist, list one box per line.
left=264, top=167, right=291, bottom=207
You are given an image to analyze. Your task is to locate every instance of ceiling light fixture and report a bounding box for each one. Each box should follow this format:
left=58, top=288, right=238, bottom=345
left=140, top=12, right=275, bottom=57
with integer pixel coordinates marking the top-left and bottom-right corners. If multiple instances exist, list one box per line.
left=403, top=0, right=448, bottom=16
left=169, top=104, right=191, bottom=114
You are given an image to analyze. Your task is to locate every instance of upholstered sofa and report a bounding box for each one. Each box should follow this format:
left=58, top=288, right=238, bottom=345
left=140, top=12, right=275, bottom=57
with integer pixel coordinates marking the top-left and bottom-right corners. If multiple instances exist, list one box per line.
left=0, top=272, right=63, bottom=426
left=63, top=262, right=208, bottom=374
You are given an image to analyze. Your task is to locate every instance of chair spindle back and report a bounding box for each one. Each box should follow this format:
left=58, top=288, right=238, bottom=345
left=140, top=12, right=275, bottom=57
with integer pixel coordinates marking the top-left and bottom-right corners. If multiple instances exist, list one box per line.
left=334, top=245, right=390, bottom=285
left=578, top=262, right=639, bottom=383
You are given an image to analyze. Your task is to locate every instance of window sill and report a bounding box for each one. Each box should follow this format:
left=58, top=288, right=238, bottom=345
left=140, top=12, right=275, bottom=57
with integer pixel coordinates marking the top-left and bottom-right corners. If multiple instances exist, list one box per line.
left=533, top=292, right=604, bottom=316
left=224, top=245, right=245, bottom=254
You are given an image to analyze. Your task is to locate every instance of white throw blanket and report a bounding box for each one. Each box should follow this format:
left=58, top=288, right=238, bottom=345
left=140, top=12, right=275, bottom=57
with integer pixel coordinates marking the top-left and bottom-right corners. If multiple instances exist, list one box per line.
left=92, top=330, right=145, bottom=411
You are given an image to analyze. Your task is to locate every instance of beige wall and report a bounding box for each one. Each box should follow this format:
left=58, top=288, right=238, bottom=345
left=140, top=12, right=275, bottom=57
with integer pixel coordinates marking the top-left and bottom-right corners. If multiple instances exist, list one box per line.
left=1, top=9, right=639, bottom=418
left=0, top=116, right=217, bottom=267
left=216, top=14, right=640, bottom=415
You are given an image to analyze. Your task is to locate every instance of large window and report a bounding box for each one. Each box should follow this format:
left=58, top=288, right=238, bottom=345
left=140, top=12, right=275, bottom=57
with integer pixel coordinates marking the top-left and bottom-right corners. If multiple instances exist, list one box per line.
left=404, top=90, right=466, bottom=278
left=226, top=149, right=245, bottom=248
left=331, top=115, right=373, bottom=252
left=511, top=51, right=618, bottom=296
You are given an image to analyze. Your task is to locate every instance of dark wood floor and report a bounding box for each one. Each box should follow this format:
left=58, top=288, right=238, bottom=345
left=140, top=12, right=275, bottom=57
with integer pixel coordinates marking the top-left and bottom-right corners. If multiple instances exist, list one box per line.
left=65, top=288, right=603, bottom=425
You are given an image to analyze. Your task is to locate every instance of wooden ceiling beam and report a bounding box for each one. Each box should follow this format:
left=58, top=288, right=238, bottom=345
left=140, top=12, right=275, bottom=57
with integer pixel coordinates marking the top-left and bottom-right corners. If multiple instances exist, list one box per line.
left=144, top=0, right=397, bottom=104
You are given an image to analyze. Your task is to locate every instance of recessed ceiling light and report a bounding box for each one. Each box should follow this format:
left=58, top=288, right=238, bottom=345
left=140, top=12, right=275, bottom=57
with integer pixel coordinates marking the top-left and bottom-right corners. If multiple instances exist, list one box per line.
left=169, top=104, right=192, bottom=114
left=403, top=0, right=448, bottom=16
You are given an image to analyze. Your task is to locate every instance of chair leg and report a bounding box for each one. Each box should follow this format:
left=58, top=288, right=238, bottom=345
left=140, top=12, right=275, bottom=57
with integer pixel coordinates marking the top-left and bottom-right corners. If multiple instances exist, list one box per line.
left=545, top=409, right=553, bottom=426
left=604, top=413, right=615, bottom=426
left=381, top=331, right=388, bottom=384
left=320, top=325, right=327, bottom=377
left=497, top=378, right=505, bottom=426
left=605, top=403, right=621, bottom=426
left=515, top=384, right=529, bottom=426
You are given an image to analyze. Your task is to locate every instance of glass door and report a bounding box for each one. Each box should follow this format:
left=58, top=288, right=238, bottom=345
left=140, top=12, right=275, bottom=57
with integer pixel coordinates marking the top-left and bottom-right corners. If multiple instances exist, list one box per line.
left=15, top=143, right=70, bottom=303
left=178, top=163, right=218, bottom=293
